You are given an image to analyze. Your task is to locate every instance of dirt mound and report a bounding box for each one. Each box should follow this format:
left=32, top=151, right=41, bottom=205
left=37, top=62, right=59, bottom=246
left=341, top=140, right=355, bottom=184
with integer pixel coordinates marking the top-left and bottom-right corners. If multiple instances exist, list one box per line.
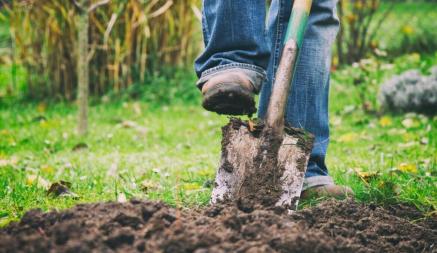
left=1, top=199, right=435, bottom=253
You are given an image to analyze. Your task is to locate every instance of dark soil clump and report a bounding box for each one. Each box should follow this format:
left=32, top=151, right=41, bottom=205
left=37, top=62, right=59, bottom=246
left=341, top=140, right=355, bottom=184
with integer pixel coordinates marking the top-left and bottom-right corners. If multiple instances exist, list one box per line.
left=1, top=199, right=435, bottom=253
left=215, top=118, right=315, bottom=209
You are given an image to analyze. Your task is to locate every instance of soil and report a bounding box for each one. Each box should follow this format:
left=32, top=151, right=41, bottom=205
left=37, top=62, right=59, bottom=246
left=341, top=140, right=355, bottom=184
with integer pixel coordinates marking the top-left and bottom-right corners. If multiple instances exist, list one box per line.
left=1, top=199, right=435, bottom=253
left=217, top=118, right=315, bottom=209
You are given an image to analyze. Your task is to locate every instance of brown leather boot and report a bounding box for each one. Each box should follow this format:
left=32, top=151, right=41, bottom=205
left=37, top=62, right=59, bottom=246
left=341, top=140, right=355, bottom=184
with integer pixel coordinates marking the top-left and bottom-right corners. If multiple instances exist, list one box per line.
left=200, top=71, right=257, bottom=116
left=300, top=185, right=354, bottom=200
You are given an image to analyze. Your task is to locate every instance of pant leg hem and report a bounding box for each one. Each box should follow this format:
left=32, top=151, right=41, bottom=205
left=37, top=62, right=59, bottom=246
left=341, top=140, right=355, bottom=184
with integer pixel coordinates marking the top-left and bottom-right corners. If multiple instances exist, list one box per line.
left=196, top=63, right=267, bottom=92
left=302, top=176, right=334, bottom=191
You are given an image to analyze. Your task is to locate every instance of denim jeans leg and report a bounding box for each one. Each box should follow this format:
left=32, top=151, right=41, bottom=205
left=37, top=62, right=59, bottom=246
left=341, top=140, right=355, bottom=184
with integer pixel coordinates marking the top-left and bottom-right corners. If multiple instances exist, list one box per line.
left=258, top=0, right=340, bottom=189
left=194, top=0, right=271, bottom=89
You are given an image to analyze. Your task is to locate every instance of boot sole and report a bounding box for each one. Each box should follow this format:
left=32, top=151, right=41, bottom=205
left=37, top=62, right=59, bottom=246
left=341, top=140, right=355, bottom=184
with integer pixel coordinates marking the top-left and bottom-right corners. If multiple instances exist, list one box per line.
left=202, top=83, right=256, bottom=116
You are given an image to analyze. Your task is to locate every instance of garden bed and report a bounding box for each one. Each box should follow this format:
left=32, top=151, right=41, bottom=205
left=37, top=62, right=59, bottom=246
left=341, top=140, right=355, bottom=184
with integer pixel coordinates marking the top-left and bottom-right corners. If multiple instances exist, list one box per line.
left=1, top=199, right=435, bottom=253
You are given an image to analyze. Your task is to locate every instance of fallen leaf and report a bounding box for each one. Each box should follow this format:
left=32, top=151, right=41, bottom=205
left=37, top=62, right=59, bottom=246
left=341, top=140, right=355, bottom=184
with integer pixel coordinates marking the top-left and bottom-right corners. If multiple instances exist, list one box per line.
left=117, top=192, right=127, bottom=203
left=121, top=120, right=138, bottom=128
left=41, top=165, right=55, bottom=174
left=338, top=132, right=359, bottom=143
left=342, top=105, right=356, bottom=115
left=182, top=183, right=201, bottom=191
left=398, top=163, right=418, bottom=174
left=140, top=180, right=158, bottom=193
left=107, top=162, right=118, bottom=177
left=120, top=120, right=147, bottom=135
left=398, top=142, right=417, bottom=149
left=354, top=168, right=379, bottom=182
left=133, top=102, right=142, bottom=115
left=0, top=129, right=9, bottom=136
left=420, top=137, right=429, bottom=145
left=37, top=103, right=47, bottom=113
left=387, top=128, right=406, bottom=135
left=0, top=156, right=18, bottom=167
left=402, top=133, right=415, bottom=142
left=331, top=116, right=342, bottom=126
left=402, top=118, right=420, bottom=129
left=26, top=175, right=50, bottom=189
left=379, top=116, right=393, bottom=127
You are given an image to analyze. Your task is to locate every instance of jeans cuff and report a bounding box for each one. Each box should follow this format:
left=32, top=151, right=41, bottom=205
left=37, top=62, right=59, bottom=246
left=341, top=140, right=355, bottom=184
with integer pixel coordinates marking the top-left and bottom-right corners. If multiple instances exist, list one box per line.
left=196, top=63, right=267, bottom=93
left=302, top=176, right=334, bottom=191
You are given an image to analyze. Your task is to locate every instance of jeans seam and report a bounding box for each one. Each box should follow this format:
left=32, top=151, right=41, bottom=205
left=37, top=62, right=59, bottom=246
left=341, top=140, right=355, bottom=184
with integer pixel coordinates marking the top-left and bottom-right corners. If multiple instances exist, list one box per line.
left=200, top=63, right=267, bottom=79
left=272, top=0, right=284, bottom=87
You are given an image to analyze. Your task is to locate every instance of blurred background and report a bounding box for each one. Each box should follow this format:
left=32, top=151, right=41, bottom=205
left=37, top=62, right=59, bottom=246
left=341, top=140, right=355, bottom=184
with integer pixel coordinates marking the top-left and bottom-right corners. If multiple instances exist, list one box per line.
left=0, top=0, right=436, bottom=103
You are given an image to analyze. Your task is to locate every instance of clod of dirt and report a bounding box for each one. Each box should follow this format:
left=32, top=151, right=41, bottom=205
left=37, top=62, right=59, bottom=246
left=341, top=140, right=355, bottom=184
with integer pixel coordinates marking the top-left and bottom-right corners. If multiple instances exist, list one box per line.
left=0, top=199, right=435, bottom=253
left=31, top=115, right=47, bottom=122
left=47, top=181, right=78, bottom=199
left=72, top=142, right=88, bottom=152
left=213, top=118, right=314, bottom=209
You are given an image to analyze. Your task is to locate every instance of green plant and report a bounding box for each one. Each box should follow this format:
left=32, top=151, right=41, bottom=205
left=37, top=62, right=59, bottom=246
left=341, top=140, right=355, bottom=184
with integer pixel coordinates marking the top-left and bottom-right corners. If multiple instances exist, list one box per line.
left=4, top=0, right=201, bottom=100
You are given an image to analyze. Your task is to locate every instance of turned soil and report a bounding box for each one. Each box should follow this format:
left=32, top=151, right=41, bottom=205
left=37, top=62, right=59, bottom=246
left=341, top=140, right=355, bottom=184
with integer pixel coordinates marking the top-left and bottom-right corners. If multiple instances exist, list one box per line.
left=1, top=199, right=435, bottom=253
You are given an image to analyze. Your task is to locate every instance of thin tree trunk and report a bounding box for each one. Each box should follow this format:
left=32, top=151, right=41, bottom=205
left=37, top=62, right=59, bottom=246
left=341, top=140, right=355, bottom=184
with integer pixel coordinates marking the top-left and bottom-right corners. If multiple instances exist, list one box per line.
left=77, top=10, right=89, bottom=136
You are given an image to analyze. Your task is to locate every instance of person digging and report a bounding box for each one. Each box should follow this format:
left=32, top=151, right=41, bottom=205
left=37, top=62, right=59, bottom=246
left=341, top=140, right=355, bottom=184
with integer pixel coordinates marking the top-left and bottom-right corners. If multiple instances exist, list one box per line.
left=195, top=0, right=353, bottom=203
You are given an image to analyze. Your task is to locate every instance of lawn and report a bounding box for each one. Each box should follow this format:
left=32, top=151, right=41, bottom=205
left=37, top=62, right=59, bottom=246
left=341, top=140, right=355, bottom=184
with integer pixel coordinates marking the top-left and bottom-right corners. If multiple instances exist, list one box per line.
left=1, top=52, right=436, bottom=226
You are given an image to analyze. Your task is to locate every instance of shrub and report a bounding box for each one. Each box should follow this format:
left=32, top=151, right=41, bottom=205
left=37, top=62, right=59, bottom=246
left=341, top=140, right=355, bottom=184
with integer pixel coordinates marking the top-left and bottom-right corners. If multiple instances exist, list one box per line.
left=4, top=0, right=201, bottom=100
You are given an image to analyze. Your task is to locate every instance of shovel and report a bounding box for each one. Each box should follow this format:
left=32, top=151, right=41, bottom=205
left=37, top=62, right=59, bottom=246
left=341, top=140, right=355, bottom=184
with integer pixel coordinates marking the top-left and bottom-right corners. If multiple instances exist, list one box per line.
left=211, top=0, right=314, bottom=210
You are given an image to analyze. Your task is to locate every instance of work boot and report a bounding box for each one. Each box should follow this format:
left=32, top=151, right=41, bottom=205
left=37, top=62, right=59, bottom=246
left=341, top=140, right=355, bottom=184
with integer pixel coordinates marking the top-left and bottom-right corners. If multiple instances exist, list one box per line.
left=200, top=71, right=257, bottom=116
left=300, top=185, right=354, bottom=200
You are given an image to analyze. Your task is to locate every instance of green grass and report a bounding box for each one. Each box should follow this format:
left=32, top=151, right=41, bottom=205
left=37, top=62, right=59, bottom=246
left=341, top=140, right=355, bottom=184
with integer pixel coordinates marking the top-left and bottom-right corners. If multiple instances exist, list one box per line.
left=376, top=1, right=437, bottom=55
left=1, top=52, right=436, bottom=226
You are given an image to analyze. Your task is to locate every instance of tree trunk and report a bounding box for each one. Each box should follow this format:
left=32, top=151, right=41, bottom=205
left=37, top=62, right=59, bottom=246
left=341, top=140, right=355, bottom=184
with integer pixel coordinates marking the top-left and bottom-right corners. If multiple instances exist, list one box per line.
left=77, top=10, right=89, bottom=136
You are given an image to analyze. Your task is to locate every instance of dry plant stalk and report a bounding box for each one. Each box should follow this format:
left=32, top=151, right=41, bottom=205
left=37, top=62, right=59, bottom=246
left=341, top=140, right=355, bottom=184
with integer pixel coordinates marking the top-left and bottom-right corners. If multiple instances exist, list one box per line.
left=6, top=0, right=201, bottom=99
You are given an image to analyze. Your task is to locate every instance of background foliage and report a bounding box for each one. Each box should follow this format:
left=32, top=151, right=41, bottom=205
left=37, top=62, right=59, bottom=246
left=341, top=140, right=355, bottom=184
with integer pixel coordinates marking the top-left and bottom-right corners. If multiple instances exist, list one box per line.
left=0, top=0, right=436, bottom=102
left=1, top=0, right=201, bottom=100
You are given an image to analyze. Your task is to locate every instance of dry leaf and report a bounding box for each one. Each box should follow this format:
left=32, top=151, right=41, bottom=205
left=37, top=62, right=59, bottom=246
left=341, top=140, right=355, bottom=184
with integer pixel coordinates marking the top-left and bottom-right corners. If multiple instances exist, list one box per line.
left=331, top=116, right=342, bottom=126
left=121, top=120, right=137, bottom=128
left=140, top=180, right=158, bottom=193
left=133, top=102, right=142, bottom=115
left=0, top=156, right=18, bottom=167
left=41, top=165, right=55, bottom=174
left=117, top=192, right=127, bottom=203
left=338, top=132, right=359, bottom=143
left=182, top=183, right=201, bottom=191
left=420, top=137, right=429, bottom=145
left=120, top=120, right=147, bottom=135
left=354, top=168, right=379, bottom=182
left=398, top=142, right=417, bottom=149
left=398, top=163, right=418, bottom=174
left=402, top=118, right=419, bottom=129
left=107, top=162, right=118, bottom=177
left=379, top=116, right=393, bottom=127
left=26, top=175, right=50, bottom=189
left=37, top=103, right=47, bottom=113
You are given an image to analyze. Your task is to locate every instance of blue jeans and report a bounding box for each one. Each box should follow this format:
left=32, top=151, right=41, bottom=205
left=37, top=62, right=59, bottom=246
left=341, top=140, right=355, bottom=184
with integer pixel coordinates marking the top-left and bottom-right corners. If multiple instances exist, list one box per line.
left=195, top=0, right=339, bottom=190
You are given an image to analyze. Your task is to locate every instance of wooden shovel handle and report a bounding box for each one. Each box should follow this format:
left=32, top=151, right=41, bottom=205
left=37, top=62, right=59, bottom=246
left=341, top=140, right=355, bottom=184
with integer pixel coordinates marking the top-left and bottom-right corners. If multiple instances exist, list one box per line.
left=265, top=0, right=313, bottom=133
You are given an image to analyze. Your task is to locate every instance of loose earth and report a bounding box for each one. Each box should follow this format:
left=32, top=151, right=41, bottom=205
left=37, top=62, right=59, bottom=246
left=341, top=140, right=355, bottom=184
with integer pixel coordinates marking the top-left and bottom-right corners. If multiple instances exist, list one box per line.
left=1, top=199, right=435, bottom=253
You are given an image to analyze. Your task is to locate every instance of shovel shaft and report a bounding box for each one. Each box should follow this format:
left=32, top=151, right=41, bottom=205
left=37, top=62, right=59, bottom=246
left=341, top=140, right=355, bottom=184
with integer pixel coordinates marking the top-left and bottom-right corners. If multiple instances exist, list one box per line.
left=265, top=0, right=312, bottom=132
